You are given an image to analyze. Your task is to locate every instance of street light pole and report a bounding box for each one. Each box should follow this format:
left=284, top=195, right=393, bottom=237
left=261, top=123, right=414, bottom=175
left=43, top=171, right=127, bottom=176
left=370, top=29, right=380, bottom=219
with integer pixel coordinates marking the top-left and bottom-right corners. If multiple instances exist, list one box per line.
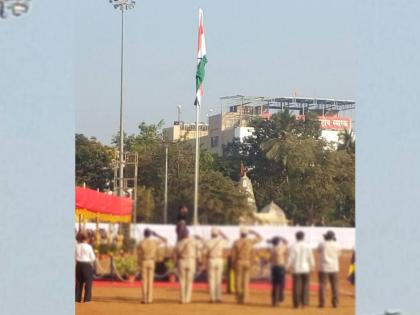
left=164, top=145, right=168, bottom=224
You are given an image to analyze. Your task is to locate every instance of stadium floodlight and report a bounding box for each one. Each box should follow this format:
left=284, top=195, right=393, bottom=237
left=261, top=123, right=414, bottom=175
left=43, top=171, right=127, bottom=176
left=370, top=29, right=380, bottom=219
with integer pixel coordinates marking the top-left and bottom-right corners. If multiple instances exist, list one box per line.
left=109, top=0, right=135, bottom=11
left=0, top=0, right=30, bottom=19
left=107, top=0, right=135, bottom=200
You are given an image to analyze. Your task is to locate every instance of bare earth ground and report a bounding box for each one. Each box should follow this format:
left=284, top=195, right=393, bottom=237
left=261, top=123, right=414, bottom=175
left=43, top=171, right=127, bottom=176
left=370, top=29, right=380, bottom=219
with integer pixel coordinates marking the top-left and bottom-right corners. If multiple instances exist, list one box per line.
left=76, top=252, right=354, bottom=315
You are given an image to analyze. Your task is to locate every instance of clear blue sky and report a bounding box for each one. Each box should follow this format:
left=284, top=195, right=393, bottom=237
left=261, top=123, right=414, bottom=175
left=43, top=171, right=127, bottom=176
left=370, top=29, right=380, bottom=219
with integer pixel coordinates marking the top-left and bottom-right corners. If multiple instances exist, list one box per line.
left=76, top=0, right=355, bottom=144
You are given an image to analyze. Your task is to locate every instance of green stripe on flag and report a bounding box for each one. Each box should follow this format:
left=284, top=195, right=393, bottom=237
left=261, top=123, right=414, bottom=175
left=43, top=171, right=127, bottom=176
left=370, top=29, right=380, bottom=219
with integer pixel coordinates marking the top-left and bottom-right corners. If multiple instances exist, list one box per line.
left=195, top=55, right=208, bottom=91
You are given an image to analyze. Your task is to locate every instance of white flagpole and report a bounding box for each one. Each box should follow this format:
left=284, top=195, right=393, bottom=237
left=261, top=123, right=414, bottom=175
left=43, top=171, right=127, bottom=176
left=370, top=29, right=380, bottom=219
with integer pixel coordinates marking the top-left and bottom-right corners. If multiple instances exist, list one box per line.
left=193, top=8, right=205, bottom=226
left=193, top=103, right=200, bottom=225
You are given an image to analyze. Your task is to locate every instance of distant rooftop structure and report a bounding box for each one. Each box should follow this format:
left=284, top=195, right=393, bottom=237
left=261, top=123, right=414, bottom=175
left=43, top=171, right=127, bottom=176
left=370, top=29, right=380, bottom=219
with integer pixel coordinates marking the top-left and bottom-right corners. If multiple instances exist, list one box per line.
left=163, top=121, right=208, bottom=142
left=220, top=95, right=355, bottom=117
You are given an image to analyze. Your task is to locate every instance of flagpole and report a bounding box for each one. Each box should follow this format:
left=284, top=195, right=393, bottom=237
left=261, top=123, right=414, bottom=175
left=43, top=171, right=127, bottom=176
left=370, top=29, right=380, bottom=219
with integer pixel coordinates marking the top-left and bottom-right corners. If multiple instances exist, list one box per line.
left=193, top=103, right=200, bottom=225
left=193, top=8, right=206, bottom=226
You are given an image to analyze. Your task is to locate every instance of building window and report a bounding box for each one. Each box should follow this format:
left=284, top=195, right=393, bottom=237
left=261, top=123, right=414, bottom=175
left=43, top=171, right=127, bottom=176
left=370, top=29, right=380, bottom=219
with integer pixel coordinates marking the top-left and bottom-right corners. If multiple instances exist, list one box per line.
left=211, top=136, right=219, bottom=148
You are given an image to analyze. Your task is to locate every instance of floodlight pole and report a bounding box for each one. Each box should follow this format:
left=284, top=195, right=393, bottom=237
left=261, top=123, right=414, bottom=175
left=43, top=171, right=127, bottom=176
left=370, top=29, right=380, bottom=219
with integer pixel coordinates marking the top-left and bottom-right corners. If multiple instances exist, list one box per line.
left=110, top=0, right=135, bottom=198
left=118, top=7, right=125, bottom=197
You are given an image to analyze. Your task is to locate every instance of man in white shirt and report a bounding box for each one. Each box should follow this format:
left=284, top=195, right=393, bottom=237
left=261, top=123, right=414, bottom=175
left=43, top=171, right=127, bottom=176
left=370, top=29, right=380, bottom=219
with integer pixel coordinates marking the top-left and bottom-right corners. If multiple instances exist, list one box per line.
left=75, top=231, right=96, bottom=303
left=318, top=230, right=341, bottom=308
left=286, top=231, right=315, bottom=308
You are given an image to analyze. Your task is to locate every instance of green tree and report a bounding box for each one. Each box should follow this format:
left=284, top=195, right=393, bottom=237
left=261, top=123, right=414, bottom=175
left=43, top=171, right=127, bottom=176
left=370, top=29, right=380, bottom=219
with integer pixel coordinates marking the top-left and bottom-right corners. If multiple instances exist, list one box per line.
left=262, top=134, right=336, bottom=225
left=338, top=129, right=355, bottom=153
left=136, top=185, right=155, bottom=222
left=113, top=122, right=253, bottom=224
left=221, top=111, right=323, bottom=215
left=221, top=110, right=355, bottom=226
left=75, top=134, right=113, bottom=191
left=329, top=148, right=355, bottom=226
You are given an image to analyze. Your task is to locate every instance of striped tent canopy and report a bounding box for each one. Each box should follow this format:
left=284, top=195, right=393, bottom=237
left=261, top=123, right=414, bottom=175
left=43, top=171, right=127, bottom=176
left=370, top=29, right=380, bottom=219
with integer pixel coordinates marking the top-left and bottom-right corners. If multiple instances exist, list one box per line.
left=75, top=187, right=132, bottom=223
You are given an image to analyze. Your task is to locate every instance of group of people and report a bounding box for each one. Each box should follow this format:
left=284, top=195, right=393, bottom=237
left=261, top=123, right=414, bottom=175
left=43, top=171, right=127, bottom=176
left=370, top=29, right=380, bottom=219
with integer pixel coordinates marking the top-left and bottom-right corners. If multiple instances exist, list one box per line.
left=137, top=224, right=343, bottom=308
left=75, top=224, right=346, bottom=309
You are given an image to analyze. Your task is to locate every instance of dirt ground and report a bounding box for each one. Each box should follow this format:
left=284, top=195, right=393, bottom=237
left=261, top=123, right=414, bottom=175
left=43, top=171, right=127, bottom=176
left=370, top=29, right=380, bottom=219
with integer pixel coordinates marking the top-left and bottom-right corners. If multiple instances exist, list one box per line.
left=76, top=287, right=354, bottom=315
left=77, top=251, right=354, bottom=315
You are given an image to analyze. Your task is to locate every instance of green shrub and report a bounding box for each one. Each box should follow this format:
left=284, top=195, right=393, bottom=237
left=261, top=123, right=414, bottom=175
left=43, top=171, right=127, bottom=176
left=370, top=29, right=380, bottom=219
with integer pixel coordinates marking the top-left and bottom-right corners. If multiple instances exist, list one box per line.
left=164, top=258, right=176, bottom=274
left=114, top=256, right=137, bottom=277
left=123, top=238, right=137, bottom=253
left=98, top=243, right=109, bottom=255
left=108, top=243, right=117, bottom=255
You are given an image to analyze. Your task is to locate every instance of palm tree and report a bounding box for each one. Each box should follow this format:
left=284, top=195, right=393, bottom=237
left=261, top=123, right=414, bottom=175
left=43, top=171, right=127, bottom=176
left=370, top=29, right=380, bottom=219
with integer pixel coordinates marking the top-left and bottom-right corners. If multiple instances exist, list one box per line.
left=338, top=129, right=355, bottom=153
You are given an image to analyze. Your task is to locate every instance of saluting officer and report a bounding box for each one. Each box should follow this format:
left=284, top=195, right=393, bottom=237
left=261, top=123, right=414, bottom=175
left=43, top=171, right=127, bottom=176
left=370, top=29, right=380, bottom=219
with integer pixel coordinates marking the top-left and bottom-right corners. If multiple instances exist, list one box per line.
left=174, top=227, right=201, bottom=304
left=205, top=227, right=229, bottom=303
left=137, top=228, right=167, bottom=304
left=231, top=227, right=262, bottom=304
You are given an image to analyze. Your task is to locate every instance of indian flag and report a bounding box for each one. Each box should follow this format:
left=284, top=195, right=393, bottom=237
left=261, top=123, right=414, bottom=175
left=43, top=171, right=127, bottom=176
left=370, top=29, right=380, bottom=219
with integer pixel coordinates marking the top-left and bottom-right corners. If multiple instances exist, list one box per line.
left=195, top=8, right=207, bottom=106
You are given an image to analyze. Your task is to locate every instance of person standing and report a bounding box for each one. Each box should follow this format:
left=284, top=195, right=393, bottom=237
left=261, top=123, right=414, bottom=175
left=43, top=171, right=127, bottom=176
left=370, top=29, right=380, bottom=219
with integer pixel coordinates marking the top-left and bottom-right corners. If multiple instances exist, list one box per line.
left=176, top=205, right=189, bottom=223
left=137, top=228, right=167, bottom=304
left=174, top=228, right=200, bottom=304
left=286, top=231, right=315, bottom=309
left=318, top=230, right=341, bottom=308
left=205, top=227, right=229, bottom=303
left=268, top=236, right=288, bottom=307
left=231, top=227, right=262, bottom=304
left=347, top=249, right=355, bottom=286
left=176, top=205, right=189, bottom=241
left=75, top=231, right=96, bottom=303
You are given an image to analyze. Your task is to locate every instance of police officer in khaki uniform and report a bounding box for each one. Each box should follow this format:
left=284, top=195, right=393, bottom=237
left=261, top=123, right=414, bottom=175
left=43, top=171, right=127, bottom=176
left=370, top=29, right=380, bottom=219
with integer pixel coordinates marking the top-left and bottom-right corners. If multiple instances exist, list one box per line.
left=137, top=228, right=167, bottom=304
left=174, top=227, right=200, bottom=304
left=231, top=227, right=262, bottom=304
left=205, top=227, right=229, bottom=303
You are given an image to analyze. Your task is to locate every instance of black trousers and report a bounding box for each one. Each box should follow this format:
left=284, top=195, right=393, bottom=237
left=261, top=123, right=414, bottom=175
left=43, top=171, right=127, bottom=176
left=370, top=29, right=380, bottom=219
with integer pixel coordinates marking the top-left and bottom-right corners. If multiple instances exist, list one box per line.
left=75, top=262, right=93, bottom=302
left=292, top=273, right=310, bottom=308
left=318, top=272, right=339, bottom=307
left=271, top=266, right=285, bottom=306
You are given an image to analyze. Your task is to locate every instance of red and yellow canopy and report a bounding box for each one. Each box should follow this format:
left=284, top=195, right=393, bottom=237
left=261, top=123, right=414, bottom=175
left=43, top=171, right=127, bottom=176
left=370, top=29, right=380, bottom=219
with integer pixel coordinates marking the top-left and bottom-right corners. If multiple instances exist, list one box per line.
left=76, top=187, right=132, bottom=223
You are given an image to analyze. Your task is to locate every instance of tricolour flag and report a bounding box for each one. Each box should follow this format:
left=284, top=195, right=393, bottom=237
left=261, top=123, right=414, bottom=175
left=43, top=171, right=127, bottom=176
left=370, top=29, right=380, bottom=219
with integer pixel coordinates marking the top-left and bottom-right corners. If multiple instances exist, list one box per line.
left=194, top=8, right=207, bottom=106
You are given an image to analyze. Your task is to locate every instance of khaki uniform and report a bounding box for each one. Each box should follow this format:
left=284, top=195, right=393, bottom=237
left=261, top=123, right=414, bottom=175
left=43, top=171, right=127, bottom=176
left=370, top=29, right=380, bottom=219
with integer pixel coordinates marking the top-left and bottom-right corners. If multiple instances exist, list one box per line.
left=175, top=236, right=199, bottom=303
left=137, top=238, right=163, bottom=303
left=205, top=238, right=228, bottom=302
left=231, top=237, right=261, bottom=303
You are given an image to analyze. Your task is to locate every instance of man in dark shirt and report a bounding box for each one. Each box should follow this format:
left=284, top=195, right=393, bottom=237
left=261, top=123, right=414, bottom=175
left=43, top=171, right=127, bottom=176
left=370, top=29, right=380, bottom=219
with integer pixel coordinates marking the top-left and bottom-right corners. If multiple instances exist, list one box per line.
left=176, top=205, right=189, bottom=241
left=177, top=205, right=189, bottom=223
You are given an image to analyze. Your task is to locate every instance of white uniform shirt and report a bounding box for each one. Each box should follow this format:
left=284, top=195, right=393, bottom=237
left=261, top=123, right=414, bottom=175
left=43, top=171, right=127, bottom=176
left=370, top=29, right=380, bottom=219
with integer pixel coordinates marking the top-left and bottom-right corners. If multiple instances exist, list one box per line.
left=75, top=242, right=96, bottom=263
left=318, top=240, right=341, bottom=273
left=206, top=237, right=228, bottom=259
left=287, top=241, right=315, bottom=274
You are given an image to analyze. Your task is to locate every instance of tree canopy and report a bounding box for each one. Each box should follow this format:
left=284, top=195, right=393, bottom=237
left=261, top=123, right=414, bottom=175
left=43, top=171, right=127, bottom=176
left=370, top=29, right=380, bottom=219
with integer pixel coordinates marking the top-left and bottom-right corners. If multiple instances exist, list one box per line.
left=220, top=110, right=355, bottom=226
left=75, top=111, right=354, bottom=227
left=76, top=122, right=253, bottom=224
left=75, top=134, right=113, bottom=191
